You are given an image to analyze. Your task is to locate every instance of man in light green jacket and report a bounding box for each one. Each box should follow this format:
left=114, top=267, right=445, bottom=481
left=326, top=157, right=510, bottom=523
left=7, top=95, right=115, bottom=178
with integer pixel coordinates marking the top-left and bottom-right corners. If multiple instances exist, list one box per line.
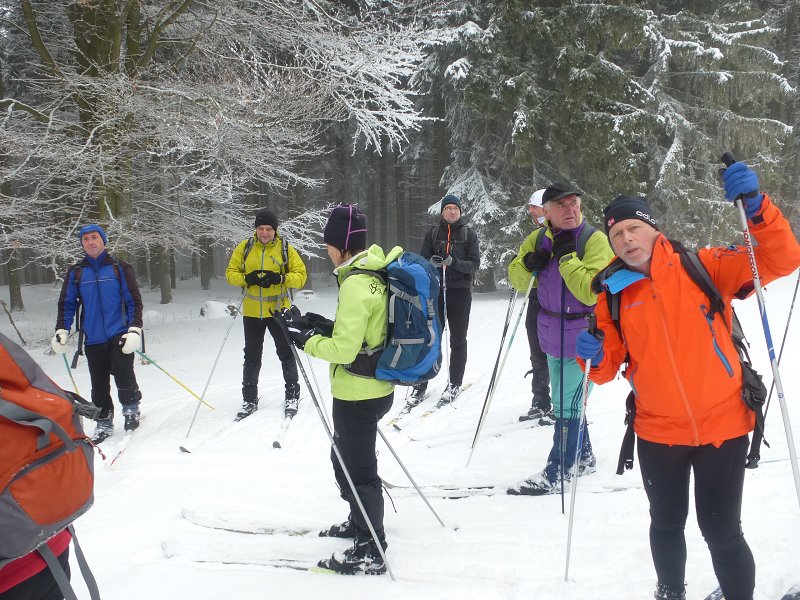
left=284, top=204, right=397, bottom=575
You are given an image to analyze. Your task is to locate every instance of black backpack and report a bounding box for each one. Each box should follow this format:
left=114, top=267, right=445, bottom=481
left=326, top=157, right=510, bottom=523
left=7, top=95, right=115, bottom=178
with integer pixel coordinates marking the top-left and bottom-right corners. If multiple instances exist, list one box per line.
left=599, top=240, right=768, bottom=474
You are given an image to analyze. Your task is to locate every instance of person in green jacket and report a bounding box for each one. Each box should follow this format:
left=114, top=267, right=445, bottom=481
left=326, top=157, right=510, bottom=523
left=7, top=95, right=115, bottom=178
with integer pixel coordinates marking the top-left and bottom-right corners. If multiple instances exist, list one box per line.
left=283, top=204, right=398, bottom=575
left=226, top=209, right=307, bottom=421
left=505, top=183, right=614, bottom=495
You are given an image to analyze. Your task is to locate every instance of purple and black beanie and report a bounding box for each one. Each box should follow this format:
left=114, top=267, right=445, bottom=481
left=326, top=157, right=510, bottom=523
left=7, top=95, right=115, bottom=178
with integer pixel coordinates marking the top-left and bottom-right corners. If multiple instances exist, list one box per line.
left=323, top=204, right=367, bottom=251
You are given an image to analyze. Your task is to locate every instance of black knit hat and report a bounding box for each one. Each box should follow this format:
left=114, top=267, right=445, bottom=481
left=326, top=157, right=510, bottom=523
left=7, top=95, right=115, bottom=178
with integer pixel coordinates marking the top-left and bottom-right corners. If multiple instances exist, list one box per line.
left=440, top=194, right=462, bottom=212
left=542, top=182, right=581, bottom=204
left=603, top=195, right=659, bottom=234
left=323, top=204, right=367, bottom=251
left=254, top=208, right=278, bottom=229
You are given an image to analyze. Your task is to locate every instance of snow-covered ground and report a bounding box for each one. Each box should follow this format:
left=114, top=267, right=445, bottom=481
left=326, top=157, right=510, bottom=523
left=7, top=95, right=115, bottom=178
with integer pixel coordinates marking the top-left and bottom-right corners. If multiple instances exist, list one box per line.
left=2, top=270, right=799, bottom=600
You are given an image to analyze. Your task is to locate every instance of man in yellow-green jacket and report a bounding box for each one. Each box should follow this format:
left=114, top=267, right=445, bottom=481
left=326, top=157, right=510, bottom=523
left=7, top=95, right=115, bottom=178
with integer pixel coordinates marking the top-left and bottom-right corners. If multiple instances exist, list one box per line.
left=506, top=182, right=613, bottom=496
left=283, top=204, right=397, bottom=575
left=226, top=208, right=307, bottom=421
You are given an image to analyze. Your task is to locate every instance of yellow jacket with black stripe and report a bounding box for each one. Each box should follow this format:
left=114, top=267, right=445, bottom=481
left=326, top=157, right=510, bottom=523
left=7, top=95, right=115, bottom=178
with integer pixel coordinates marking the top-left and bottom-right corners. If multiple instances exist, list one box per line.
left=225, top=234, right=307, bottom=318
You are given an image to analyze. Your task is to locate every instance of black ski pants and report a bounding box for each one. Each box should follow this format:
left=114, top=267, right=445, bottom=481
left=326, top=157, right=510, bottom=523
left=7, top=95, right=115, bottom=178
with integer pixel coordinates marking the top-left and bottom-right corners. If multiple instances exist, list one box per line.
left=330, top=393, right=394, bottom=546
left=242, top=316, right=298, bottom=401
left=637, top=435, right=755, bottom=600
left=439, top=287, right=471, bottom=386
left=0, top=547, right=70, bottom=600
left=525, top=291, right=550, bottom=409
left=84, top=338, right=141, bottom=420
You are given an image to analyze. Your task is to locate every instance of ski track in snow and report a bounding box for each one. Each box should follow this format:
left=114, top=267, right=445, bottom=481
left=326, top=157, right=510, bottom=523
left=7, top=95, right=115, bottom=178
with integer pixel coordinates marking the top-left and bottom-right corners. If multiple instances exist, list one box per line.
left=4, top=273, right=800, bottom=600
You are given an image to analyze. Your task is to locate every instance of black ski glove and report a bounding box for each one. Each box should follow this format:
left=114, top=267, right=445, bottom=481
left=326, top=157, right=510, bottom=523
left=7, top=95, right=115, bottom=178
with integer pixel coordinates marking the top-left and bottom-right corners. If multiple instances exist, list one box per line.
left=244, top=271, right=265, bottom=286
left=523, top=250, right=550, bottom=273
left=305, top=312, right=335, bottom=337
left=260, top=271, right=284, bottom=287
left=552, top=234, right=577, bottom=261
left=281, top=306, right=315, bottom=349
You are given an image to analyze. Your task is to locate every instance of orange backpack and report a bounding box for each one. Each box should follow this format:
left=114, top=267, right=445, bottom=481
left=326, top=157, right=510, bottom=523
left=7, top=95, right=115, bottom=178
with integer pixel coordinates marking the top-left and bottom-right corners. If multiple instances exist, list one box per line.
left=0, top=332, right=101, bottom=599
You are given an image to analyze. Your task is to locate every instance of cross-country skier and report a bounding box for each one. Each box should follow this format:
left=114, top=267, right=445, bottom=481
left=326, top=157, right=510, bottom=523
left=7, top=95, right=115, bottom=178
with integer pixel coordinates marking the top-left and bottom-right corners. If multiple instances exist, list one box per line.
left=576, top=164, right=800, bottom=599
left=282, top=204, right=395, bottom=575
left=506, top=183, right=614, bottom=495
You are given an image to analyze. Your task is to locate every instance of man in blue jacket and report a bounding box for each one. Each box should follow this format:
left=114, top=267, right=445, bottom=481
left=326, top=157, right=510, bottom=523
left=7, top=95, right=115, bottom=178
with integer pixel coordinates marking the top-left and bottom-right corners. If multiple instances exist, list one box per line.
left=52, top=224, right=144, bottom=442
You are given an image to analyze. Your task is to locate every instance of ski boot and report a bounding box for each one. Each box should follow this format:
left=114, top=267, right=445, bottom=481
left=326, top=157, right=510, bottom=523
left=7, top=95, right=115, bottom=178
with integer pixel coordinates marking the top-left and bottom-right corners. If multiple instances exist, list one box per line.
left=319, top=519, right=356, bottom=539
left=284, top=386, right=300, bottom=419
left=407, top=383, right=427, bottom=407
left=654, top=582, right=686, bottom=600
left=507, top=471, right=560, bottom=496
left=122, top=406, right=141, bottom=432
left=235, top=400, right=258, bottom=421
left=91, top=418, right=114, bottom=444
left=318, top=537, right=387, bottom=575
left=436, top=383, right=461, bottom=407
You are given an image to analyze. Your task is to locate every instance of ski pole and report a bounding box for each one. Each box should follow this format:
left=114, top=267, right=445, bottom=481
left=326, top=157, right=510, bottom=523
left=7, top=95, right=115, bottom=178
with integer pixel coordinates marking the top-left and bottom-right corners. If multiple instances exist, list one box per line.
left=559, top=280, right=566, bottom=514
left=721, top=152, right=800, bottom=508
left=747, top=269, right=799, bottom=466
left=565, top=356, right=592, bottom=581
left=468, top=288, right=516, bottom=440
left=467, top=276, right=534, bottom=467
left=376, top=429, right=447, bottom=528
left=274, top=312, right=395, bottom=580
left=183, top=295, right=244, bottom=440
left=134, top=350, right=215, bottom=410
left=762, top=269, right=799, bottom=421
left=442, top=264, right=449, bottom=388
left=62, top=353, right=80, bottom=395
left=565, top=315, right=597, bottom=580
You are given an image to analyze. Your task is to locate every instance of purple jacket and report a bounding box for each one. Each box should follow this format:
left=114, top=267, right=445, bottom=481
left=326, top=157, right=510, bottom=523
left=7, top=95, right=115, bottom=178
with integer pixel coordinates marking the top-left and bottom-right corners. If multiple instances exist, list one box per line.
left=536, top=222, right=596, bottom=358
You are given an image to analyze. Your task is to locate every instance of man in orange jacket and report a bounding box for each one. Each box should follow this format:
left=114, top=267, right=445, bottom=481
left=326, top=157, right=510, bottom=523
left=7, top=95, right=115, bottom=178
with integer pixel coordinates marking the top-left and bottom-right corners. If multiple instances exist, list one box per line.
left=576, top=162, right=800, bottom=600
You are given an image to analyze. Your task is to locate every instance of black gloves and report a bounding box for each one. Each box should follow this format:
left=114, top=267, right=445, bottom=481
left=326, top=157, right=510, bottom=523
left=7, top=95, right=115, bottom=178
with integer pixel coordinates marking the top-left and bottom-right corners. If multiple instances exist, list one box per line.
left=523, top=250, right=550, bottom=272
left=245, top=270, right=283, bottom=287
left=281, top=306, right=316, bottom=349
left=552, top=234, right=577, bottom=260
left=244, top=271, right=264, bottom=286
left=261, top=271, right=283, bottom=286
left=305, top=312, right=335, bottom=337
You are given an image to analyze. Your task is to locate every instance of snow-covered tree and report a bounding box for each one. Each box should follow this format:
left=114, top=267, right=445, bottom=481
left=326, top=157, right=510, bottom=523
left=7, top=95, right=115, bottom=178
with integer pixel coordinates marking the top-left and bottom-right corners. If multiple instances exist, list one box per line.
left=0, top=0, right=427, bottom=300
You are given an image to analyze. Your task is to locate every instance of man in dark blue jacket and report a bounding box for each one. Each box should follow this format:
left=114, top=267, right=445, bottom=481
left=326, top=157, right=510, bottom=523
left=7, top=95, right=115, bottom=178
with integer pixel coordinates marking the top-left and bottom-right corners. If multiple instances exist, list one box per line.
left=52, top=224, right=144, bottom=442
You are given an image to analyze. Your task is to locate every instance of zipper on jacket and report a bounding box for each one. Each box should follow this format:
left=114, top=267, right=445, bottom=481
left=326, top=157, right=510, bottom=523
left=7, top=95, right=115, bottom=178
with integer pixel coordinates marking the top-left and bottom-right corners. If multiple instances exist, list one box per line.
left=701, top=304, right=734, bottom=377
left=653, top=282, right=701, bottom=445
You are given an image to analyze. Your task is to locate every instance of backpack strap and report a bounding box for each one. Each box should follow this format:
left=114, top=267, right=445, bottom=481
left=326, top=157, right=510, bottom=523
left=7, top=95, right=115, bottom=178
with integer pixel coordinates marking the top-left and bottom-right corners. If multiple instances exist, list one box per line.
left=38, top=526, right=101, bottom=600
left=281, top=238, right=294, bottom=303
left=240, top=237, right=256, bottom=272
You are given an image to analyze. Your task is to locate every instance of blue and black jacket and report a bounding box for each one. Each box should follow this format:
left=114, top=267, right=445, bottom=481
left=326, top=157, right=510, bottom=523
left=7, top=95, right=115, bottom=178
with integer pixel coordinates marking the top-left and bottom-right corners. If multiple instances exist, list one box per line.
left=56, top=252, right=143, bottom=346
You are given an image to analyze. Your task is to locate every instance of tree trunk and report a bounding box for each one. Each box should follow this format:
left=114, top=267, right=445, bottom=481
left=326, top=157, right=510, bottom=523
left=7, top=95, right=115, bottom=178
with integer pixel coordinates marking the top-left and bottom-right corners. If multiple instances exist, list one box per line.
left=6, top=250, right=25, bottom=311
left=159, top=246, right=172, bottom=304
left=199, top=236, right=213, bottom=291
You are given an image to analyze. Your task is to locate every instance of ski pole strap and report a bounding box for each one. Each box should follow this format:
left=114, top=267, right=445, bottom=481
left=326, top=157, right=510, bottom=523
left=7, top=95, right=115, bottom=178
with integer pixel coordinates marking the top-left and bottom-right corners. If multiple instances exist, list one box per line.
left=616, top=390, right=636, bottom=475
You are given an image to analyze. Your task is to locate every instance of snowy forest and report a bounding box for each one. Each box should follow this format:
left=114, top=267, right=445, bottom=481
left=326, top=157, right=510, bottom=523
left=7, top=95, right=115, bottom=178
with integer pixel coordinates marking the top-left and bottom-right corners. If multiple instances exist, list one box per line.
left=2, top=0, right=800, bottom=308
